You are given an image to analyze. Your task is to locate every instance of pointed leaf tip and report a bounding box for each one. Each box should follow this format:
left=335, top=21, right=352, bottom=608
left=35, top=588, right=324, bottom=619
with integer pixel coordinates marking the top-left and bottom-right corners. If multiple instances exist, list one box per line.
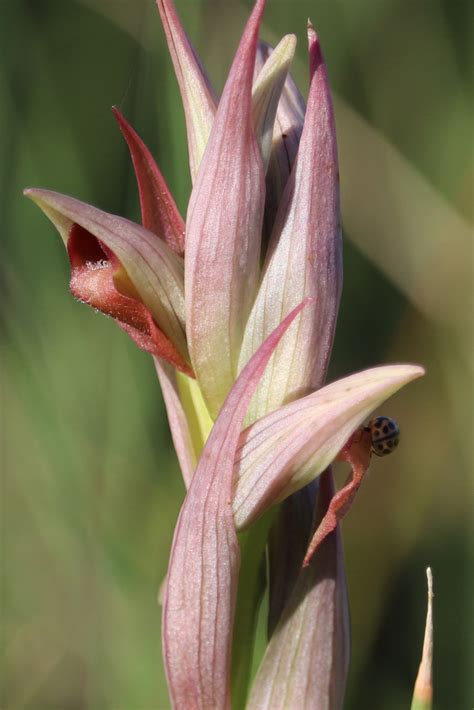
left=185, top=0, right=267, bottom=418
left=411, top=567, right=434, bottom=710
left=252, top=34, right=297, bottom=169
left=156, top=0, right=217, bottom=182
left=238, top=21, right=341, bottom=424
left=261, top=37, right=306, bottom=237
left=112, top=107, right=185, bottom=254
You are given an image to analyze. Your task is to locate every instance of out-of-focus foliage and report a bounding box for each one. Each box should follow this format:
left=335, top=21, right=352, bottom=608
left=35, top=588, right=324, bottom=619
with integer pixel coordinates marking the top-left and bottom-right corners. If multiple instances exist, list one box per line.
left=1, top=1, right=472, bottom=708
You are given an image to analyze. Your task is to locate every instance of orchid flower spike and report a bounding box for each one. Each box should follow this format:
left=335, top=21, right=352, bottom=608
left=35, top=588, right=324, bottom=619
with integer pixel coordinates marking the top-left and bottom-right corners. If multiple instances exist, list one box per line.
left=24, top=1, right=425, bottom=708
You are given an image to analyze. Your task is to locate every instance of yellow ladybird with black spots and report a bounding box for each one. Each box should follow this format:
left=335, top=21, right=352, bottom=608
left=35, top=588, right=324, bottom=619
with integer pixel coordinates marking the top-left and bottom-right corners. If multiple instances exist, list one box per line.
left=366, top=416, right=400, bottom=456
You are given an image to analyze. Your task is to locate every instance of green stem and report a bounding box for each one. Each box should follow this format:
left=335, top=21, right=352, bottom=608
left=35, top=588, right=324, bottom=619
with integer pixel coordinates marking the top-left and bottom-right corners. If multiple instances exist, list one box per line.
left=411, top=699, right=432, bottom=710
left=176, top=372, right=213, bottom=462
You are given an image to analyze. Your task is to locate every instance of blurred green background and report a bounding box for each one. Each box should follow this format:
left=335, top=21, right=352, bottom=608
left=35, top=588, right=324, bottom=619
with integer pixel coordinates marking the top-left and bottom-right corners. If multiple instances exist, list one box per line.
left=1, top=1, right=472, bottom=708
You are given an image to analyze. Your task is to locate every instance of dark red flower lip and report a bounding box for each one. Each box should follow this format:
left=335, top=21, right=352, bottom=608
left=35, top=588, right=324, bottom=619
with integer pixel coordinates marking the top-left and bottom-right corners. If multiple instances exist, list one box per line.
left=24, top=188, right=192, bottom=376
left=67, top=224, right=193, bottom=376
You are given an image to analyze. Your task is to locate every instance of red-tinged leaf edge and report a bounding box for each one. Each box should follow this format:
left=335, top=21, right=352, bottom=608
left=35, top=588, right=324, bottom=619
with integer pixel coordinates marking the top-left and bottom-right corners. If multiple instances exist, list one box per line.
left=302, top=426, right=372, bottom=567
left=112, top=107, right=185, bottom=255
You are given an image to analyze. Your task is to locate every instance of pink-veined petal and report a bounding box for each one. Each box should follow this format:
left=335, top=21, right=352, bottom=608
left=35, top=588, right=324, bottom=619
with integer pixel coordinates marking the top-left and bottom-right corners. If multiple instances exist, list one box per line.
left=185, top=0, right=266, bottom=419
left=233, top=364, right=424, bottom=530
left=154, top=358, right=196, bottom=487
left=248, top=469, right=349, bottom=710
left=255, top=38, right=303, bottom=250
left=156, top=0, right=217, bottom=183
left=163, top=300, right=308, bottom=710
left=112, top=107, right=185, bottom=255
left=239, top=24, right=342, bottom=424
left=24, top=188, right=189, bottom=364
left=252, top=34, right=297, bottom=170
left=257, top=40, right=306, bottom=240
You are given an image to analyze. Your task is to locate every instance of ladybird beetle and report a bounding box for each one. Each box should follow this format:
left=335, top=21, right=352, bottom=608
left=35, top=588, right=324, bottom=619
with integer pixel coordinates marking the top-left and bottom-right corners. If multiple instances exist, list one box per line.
left=366, top=416, right=400, bottom=457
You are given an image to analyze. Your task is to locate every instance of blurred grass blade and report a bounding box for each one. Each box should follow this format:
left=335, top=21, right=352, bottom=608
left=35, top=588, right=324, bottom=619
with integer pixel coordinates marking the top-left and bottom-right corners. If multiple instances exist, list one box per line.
left=411, top=568, right=434, bottom=710
left=335, top=97, right=471, bottom=342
